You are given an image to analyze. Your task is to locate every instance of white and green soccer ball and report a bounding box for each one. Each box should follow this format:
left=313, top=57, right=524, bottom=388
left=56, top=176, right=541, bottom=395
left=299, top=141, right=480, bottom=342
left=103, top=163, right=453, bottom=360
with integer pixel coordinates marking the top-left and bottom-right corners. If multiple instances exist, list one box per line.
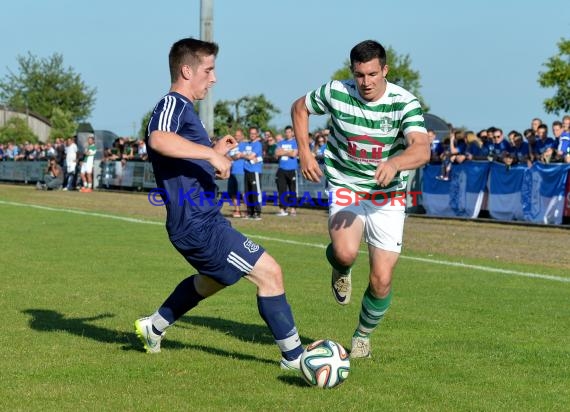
left=300, top=339, right=350, bottom=388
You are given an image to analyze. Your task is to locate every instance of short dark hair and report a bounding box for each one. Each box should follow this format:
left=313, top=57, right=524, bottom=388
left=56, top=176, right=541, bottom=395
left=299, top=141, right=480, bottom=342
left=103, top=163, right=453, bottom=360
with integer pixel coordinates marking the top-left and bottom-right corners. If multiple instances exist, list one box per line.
left=169, top=37, right=219, bottom=83
left=350, top=40, right=387, bottom=70
left=523, top=128, right=534, bottom=138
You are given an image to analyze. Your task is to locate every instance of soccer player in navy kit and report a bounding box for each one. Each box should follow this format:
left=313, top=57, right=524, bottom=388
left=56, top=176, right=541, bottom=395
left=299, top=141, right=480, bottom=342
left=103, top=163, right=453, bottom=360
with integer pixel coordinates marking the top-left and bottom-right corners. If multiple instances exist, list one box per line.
left=134, top=38, right=304, bottom=370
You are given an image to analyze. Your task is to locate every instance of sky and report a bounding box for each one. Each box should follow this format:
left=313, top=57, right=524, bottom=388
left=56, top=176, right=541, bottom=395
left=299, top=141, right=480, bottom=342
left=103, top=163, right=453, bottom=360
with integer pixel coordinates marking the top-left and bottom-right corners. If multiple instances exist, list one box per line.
left=1, top=0, right=568, bottom=138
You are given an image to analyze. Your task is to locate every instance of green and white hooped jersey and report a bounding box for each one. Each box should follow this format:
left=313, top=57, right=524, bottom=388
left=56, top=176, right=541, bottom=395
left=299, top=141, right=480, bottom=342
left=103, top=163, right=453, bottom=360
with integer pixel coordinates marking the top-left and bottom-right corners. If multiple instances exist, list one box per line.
left=305, top=79, right=426, bottom=194
left=84, top=144, right=97, bottom=165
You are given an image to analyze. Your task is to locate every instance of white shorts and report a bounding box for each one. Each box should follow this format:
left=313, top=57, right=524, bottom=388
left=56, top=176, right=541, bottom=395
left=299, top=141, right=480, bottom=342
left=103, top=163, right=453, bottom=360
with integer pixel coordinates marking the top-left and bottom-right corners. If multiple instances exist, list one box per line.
left=328, top=185, right=406, bottom=253
left=81, top=161, right=94, bottom=174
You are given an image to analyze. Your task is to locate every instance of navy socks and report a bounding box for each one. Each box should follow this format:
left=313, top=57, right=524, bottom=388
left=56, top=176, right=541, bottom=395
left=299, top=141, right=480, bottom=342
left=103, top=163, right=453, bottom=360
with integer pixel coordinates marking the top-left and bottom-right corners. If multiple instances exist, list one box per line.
left=257, top=294, right=303, bottom=361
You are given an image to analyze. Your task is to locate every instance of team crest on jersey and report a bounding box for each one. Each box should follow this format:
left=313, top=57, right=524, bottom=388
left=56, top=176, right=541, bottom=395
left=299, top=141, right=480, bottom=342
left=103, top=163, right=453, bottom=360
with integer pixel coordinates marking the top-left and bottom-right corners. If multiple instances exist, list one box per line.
left=243, top=239, right=260, bottom=253
left=379, top=116, right=393, bottom=133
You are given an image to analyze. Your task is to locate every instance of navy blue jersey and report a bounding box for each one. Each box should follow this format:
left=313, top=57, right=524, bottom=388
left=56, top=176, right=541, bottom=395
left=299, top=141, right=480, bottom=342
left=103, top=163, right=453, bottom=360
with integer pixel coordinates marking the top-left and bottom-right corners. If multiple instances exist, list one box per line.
left=490, top=139, right=512, bottom=157
left=146, top=92, right=220, bottom=241
left=534, top=137, right=557, bottom=155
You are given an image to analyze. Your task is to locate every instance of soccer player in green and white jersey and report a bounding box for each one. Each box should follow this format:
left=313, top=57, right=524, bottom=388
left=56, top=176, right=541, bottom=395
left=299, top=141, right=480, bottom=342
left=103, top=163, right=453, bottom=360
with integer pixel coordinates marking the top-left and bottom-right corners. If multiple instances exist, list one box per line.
left=291, top=40, right=430, bottom=359
left=80, top=135, right=97, bottom=192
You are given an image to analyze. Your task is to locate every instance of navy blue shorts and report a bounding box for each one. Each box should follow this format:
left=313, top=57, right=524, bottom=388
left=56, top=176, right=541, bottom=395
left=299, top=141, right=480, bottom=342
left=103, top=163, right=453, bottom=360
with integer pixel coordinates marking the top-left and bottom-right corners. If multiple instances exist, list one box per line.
left=170, top=214, right=265, bottom=286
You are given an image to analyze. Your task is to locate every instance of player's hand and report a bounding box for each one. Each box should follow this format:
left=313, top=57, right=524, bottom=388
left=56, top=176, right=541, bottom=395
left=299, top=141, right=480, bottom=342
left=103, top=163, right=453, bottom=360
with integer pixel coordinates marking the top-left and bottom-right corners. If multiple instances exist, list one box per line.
left=210, top=151, right=232, bottom=180
left=374, top=159, right=399, bottom=187
left=299, top=152, right=323, bottom=182
left=213, top=135, right=237, bottom=155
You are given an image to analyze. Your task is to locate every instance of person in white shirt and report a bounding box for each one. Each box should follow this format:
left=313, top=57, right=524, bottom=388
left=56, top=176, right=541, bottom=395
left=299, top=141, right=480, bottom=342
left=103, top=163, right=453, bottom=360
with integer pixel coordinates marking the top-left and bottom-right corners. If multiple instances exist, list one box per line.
left=63, top=137, right=78, bottom=191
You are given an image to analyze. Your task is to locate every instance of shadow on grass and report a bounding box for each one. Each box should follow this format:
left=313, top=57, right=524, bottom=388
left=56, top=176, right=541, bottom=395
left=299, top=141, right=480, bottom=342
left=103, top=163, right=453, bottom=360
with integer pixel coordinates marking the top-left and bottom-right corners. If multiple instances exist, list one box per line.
left=22, top=308, right=185, bottom=352
left=177, top=315, right=317, bottom=346
left=21, top=309, right=313, bottom=371
left=182, top=343, right=276, bottom=367
left=277, top=374, right=309, bottom=388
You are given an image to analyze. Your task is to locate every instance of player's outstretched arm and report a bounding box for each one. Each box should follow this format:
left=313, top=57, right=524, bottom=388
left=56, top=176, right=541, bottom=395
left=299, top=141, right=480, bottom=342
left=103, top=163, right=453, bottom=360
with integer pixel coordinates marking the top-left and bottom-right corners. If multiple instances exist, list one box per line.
left=291, top=96, right=323, bottom=182
left=149, top=130, right=232, bottom=179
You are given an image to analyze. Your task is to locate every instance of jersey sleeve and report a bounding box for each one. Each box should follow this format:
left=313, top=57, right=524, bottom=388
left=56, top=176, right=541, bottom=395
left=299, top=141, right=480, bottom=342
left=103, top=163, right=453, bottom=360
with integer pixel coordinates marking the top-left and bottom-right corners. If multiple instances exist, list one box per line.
left=304, top=82, right=332, bottom=115
left=148, top=95, right=185, bottom=134
left=400, top=99, right=427, bottom=136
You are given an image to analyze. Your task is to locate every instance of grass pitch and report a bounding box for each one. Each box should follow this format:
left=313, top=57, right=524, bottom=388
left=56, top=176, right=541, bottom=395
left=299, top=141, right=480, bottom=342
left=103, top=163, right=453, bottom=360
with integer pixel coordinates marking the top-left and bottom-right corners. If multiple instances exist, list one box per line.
left=1, top=184, right=568, bottom=411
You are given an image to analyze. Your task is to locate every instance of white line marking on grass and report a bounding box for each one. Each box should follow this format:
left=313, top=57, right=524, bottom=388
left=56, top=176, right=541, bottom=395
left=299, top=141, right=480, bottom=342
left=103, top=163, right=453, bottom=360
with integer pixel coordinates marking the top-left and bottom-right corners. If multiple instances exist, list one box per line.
left=399, top=255, right=570, bottom=283
left=250, top=235, right=569, bottom=283
left=2, top=200, right=568, bottom=283
left=0, top=200, right=162, bottom=226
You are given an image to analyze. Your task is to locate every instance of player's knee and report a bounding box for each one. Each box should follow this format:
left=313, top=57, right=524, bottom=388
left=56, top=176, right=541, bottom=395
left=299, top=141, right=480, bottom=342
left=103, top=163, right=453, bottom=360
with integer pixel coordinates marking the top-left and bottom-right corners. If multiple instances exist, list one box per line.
left=250, top=254, right=284, bottom=294
left=334, top=247, right=359, bottom=267
left=369, top=274, right=392, bottom=298
left=262, top=259, right=284, bottom=291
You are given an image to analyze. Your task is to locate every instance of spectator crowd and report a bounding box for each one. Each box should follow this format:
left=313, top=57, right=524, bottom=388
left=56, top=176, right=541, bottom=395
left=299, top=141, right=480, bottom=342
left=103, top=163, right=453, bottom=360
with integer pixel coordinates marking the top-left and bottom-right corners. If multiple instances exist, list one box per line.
left=3, top=113, right=569, bottom=206
left=0, top=135, right=149, bottom=192
left=431, top=115, right=570, bottom=180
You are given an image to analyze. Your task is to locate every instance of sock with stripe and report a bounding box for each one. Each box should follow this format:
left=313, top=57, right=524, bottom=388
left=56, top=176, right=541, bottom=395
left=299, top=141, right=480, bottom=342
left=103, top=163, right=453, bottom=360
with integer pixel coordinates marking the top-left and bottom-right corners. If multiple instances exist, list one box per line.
left=326, top=243, right=352, bottom=275
left=151, top=274, right=204, bottom=334
left=257, top=294, right=303, bottom=361
left=353, top=286, right=392, bottom=338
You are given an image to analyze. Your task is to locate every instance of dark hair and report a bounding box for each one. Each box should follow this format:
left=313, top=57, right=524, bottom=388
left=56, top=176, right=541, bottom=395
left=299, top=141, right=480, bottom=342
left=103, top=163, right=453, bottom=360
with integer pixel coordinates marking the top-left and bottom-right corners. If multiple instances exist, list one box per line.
left=350, top=40, right=387, bottom=70
left=169, top=37, right=219, bottom=83
left=523, top=128, right=534, bottom=138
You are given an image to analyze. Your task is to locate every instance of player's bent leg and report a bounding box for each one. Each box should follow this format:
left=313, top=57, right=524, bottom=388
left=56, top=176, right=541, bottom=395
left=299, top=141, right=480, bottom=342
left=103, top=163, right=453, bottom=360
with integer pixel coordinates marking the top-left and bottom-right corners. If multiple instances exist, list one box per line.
left=327, top=244, right=353, bottom=306
left=328, top=211, right=363, bottom=267
left=246, top=252, right=304, bottom=370
left=328, top=211, right=364, bottom=305
left=245, top=252, right=284, bottom=296
left=194, top=273, right=226, bottom=298
left=134, top=274, right=220, bottom=353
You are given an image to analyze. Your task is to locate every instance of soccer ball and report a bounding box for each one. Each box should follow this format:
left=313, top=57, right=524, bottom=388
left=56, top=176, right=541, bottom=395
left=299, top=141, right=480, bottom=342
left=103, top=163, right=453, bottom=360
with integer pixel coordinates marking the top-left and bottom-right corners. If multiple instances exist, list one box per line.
left=300, top=339, right=350, bottom=388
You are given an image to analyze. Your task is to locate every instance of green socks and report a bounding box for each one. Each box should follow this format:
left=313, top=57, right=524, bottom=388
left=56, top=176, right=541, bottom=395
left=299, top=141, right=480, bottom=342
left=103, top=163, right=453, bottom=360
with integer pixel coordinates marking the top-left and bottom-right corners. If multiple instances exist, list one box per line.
left=354, top=286, right=392, bottom=338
